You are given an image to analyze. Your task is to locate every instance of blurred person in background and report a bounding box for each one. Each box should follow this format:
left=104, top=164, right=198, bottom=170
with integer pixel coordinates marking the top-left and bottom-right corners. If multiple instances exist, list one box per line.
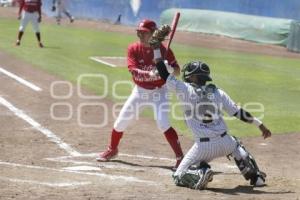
left=52, top=0, right=74, bottom=25
left=16, top=0, right=43, bottom=48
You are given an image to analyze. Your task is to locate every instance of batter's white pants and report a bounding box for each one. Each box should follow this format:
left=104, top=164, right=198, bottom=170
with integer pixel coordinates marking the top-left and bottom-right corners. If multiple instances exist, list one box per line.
left=174, top=134, right=248, bottom=176
left=19, top=11, right=40, bottom=33
left=113, top=85, right=171, bottom=132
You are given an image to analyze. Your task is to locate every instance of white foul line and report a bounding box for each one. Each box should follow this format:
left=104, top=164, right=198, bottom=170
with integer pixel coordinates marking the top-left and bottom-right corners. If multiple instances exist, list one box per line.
left=89, top=57, right=116, bottom=67
left=0, top=97, right=81, bottom=157
left=0, top=177, right=91, bottom=187
left=0, top=161, right=155, bottom=184
left=0, top=67, right=42, bottom=91
left=63, top=166, right=102, bottom=171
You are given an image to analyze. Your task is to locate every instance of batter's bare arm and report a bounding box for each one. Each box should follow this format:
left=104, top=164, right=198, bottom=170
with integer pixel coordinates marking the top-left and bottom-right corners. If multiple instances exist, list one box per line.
left=129, top=68, right=156, bottom=78
left=128, top=49, right=157, bottom=78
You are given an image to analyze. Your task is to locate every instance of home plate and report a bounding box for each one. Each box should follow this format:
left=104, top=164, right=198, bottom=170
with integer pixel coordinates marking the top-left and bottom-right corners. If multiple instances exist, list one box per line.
left=90, top=56, right=126, bottom=67
left=63, top=166, right=102, bottom=171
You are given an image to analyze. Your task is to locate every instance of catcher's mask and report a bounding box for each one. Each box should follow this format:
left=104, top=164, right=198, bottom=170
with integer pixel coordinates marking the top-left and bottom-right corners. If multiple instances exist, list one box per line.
left=181, top=61, right=212, bottom=84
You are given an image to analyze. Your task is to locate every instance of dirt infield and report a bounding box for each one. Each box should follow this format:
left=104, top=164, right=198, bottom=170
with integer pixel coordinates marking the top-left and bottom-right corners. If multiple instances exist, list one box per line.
left=1, top=7, right=300, bottom=200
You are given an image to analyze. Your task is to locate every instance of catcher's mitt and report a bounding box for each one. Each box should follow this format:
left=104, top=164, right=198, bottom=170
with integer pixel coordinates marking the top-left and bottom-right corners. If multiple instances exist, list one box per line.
left=149, top=24, right=171, bottom=49
left=51, top=6, right=56, bottom=12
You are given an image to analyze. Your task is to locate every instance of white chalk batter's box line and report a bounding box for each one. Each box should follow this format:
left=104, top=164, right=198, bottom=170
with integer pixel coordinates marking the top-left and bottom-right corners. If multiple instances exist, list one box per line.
left=46, top=157, right=173, bottom=176
left=89, top=56, right=126, bottom=67
left=0, top=160, right=157, bottom=187
left=45, top=153, right=238, bottom=173
left=46, top=153, right=177, bottom=175
left=0, top=177, right=91, bottom=188
left=0, top=66, right=42, bottom=91
left=0, top=97, right=81, bottom=157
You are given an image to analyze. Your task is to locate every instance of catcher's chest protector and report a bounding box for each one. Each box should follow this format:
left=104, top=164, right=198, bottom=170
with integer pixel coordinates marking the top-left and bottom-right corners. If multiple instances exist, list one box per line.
left=193, top=84, right=220, bottom=123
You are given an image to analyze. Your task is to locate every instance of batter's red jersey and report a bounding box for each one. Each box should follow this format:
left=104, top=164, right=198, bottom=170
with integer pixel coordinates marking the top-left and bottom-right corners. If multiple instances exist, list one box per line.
left=127, top=42, right=179, bottom=89
left=19, top=0, right=42, bottom=15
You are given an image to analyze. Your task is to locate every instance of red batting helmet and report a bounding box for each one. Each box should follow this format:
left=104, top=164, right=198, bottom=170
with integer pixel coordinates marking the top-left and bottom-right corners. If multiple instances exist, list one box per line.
left=137, top=19, right=157, bottom=32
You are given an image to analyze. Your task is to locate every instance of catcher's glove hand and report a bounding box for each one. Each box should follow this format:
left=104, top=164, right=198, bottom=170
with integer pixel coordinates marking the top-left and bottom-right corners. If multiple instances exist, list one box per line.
left=149, top=24, right=171, bottom=49
left=51, top=6, right=56, bottom=12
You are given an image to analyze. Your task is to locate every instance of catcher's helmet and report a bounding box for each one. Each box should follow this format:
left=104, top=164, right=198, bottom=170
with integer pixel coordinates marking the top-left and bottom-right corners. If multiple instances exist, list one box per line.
left=137, top=19, right=157, bottom=32
left=182, top=61, right=212, bottom=83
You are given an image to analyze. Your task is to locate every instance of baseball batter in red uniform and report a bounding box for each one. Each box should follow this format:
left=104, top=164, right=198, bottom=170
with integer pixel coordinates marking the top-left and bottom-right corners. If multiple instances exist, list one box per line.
left=97, top=19, right=184, bottom=170
left=16, top=0, right=43, bottom=48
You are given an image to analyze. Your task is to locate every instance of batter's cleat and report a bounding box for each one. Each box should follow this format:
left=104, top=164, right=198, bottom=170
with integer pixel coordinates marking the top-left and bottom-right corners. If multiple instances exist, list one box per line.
left=15, top=41, right=20, bottom=46
left=96, top=147, right=118, bottom=162
left=171, top=156, right=183, bottom=171
left=38, top=42, right=44, bottom=48
left=70, top=17, right=74, bottom=23
left=195, top=168, right=214, bottom=190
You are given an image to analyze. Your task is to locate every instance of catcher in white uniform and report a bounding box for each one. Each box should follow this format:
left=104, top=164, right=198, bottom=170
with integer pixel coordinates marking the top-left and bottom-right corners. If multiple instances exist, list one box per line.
left=150, top=31, right=272, bottom=190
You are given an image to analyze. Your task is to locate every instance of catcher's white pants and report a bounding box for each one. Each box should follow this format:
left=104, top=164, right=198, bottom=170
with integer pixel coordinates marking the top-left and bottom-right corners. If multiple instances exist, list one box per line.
left=113, top=85, right=171, bottom=132
left=19, top=11, right=40, bottom=33
left=174, top=134, right=248, bottom=176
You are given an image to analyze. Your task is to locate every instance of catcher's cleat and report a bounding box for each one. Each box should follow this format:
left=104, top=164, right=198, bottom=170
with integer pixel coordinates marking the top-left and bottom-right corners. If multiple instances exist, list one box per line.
left=254, top=176, right=266, bottom=187
left=251, top=173, right=266, bottom=187
left=195, top=168, right=214, bottom=190
left=38, top=42, right=44, bottom=48
left=96, top=147, right=118, bottom=162
left=171, top=156, right=183, bottom=171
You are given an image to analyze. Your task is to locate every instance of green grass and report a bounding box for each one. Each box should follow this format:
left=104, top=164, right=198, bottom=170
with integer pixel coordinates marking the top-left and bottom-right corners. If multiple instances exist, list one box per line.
left=1, top=17, right=300, bottom=138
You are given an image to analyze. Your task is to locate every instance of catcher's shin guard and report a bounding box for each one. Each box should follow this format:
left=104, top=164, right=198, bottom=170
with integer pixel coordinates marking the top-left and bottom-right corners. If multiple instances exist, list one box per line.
left=232, top=137, right=266, bottom=185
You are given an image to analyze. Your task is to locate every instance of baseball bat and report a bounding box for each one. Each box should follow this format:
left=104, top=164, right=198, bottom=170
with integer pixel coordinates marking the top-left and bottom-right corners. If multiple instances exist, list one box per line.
left=165, top=12, right=180, bottom=58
